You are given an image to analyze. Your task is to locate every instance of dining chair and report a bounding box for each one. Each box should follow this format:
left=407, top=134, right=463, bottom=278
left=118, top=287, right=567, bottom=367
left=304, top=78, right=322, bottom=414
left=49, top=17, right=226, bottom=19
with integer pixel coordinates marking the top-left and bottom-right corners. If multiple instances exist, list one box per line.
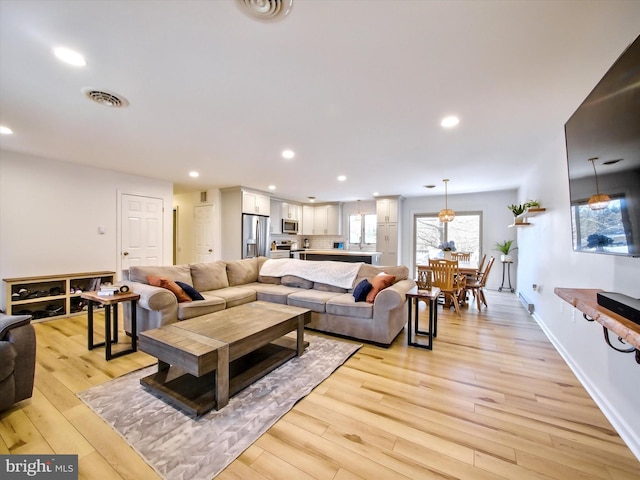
left=427, top=259, right=466, bottom=315
left=465, top=256, right=496, bottom=311
left=451, top=252, right=471, bottom=261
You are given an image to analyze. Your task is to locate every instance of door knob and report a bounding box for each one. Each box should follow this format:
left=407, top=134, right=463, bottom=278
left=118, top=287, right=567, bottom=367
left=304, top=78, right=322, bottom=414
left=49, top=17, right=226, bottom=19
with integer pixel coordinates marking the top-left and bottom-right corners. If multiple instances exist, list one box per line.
left=123, top=251, right=129, bottom=256
left=208, top=249, right=213, bottom=253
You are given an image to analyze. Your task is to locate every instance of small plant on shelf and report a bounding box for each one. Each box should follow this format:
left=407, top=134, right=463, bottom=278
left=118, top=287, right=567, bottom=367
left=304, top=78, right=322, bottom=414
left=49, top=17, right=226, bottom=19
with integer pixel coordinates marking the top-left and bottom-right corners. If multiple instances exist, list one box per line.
left=494, top=239, right=517, bottom=262
left=508, top=204, right=526, bottom=216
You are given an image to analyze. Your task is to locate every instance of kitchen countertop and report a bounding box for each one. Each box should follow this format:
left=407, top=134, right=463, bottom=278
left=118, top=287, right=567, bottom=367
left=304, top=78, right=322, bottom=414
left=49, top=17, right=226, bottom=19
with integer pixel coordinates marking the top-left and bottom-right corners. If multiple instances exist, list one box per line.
left=294, top=249, right=382, bottom=256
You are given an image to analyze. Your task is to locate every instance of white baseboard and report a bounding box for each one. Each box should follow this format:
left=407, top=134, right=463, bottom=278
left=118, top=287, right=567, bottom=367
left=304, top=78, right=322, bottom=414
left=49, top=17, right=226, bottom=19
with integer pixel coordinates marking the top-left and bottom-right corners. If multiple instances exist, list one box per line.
left=532, top=312, right=640, bottom=461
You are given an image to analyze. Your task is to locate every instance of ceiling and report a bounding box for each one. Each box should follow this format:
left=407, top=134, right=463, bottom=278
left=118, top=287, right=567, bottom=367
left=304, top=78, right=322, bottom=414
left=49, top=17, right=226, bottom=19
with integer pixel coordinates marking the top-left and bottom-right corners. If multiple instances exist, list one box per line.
left=1, top=0, right=639, bottom=203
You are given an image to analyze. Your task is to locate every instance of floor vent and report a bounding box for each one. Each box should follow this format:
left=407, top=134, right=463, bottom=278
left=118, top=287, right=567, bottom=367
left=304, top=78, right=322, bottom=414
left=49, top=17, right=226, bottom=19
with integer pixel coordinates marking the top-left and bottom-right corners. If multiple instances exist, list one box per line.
left=519, top=293, right=534, bottom=314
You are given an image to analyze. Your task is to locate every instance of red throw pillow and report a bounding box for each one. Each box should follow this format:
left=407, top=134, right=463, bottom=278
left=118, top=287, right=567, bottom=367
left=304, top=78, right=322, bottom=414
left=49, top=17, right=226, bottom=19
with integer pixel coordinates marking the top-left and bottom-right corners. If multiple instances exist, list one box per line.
left=366, top=273, right=396, bottom=303
left=147, top=275, right=192, bottom=303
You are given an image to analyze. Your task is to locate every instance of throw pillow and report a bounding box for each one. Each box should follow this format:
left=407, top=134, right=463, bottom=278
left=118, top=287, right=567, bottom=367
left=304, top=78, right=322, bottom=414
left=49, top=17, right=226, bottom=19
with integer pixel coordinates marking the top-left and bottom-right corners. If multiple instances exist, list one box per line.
left=352, top=279, right=373, bottom=302
left=147, top=275, right=192, bottom=303
left=175, top=281, right=204, bottom=301
left=366, top=273, right=396, bottom=303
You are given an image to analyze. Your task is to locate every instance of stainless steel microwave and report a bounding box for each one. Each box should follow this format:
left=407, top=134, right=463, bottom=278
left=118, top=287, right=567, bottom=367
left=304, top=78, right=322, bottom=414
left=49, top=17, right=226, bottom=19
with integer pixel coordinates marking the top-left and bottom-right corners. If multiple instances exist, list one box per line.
left=282, top=218, right=299, bottom=234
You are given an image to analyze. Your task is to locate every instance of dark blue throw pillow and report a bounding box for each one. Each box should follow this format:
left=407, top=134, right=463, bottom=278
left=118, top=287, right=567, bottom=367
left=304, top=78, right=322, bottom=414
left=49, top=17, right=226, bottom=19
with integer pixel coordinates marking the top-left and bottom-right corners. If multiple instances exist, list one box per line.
left=175, top=281, right=205, bottom=301
left=352, top=279, right=373, bottom=302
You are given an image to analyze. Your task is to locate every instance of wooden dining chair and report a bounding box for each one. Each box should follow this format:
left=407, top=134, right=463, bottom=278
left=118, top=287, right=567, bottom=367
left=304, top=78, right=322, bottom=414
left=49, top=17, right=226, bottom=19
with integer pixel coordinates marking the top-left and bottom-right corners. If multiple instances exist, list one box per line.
left=451, top=252, right=471, bottom=261
left=427, top=259, right=466, bottom=315
left=465, top=256, right=496, bottom=311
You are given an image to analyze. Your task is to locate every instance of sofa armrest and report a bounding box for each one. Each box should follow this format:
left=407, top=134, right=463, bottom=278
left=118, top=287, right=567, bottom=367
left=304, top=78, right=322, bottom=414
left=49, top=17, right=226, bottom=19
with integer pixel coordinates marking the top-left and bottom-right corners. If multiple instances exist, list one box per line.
left=118, top=281, right=177, bottom=311
left=373, top=279, right=416, bottom=312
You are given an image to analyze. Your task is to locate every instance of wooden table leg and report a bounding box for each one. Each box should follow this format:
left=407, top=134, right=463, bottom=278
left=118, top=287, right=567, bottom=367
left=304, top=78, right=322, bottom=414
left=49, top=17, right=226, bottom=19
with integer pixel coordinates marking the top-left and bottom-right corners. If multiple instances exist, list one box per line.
left=215, top=344, right=230, bottom=410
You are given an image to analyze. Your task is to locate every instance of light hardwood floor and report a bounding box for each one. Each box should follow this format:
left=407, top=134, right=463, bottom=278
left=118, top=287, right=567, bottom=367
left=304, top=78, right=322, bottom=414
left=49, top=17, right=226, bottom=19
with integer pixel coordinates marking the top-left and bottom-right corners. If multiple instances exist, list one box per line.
left=1, top=291, right=638, bottom=479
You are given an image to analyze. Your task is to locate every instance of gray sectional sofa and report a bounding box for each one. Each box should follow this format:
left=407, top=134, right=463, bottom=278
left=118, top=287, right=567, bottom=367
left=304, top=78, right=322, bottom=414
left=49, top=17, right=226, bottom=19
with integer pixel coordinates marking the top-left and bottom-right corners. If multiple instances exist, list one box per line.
left=120, top=256, right=415, bottom=346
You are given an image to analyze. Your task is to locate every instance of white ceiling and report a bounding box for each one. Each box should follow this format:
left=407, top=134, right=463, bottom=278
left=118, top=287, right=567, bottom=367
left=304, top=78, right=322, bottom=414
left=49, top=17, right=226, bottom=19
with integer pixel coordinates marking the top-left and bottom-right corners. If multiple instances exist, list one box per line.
left=1, top=0, right=639, bottom=203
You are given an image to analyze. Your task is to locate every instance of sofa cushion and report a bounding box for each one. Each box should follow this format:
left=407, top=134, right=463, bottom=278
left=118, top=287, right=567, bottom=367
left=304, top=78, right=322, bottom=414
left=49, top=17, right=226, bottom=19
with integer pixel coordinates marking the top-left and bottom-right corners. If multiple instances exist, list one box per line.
left=366, top=273, right=396, bottom=303
left=190, top=261, right=229, bottom=292
left=354, top=264, right=408, bottom=288
left=281, top=275, right=314, bottom=289
left=314, top=282, right=348, bottom=293
left=327, top=294, right=374, bottom=319
left=249, top=283, right=302, bottom=305
left=352, top=279, right=372, bottom=302
left=129, top=264, right=192, bottom=284
left=226, top=258, right=259, bottom=286
left=205, top=287, right=256, bottom=308
left=0, top=314, right=31, bottom=338
left=175, top=281, right=204, bottom=301
left=287, top=289, right=342, bottom=313
left=147, top=275, right=192, bottom=303
left=178, top=296, right=226, bottom=320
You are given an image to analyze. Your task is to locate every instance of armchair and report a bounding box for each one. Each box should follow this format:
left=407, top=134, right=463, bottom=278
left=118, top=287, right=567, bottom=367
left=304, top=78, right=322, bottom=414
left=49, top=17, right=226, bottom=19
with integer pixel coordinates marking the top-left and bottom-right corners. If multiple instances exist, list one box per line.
left=0, top=313, right=36, bottom=411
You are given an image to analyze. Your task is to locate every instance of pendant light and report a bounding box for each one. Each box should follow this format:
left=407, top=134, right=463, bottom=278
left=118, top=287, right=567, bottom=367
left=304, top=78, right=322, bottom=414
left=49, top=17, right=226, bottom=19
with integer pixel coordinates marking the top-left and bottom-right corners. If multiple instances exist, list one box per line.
left=587, top=157, right=611, bottom=210
left=438, top=179, right=455, bottom=222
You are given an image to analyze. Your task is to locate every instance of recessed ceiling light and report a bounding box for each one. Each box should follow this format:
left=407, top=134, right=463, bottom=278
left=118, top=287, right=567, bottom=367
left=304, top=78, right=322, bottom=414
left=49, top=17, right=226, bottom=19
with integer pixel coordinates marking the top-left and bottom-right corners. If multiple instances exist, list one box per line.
left=0, top=125, right=13, bottom=135
left=308, top=196, right=316, bottom=203
left=373, top=192, right=379, bottom=197
left=440, top=116, right=459, bottom=128
left=282, top=149, right=295, bottom=159
left=424, top=184, right=436, bottom=189
left=268, top=185, right=276, bottom=190
left=53, top=47, right=87, bottom=67
left=337, top=175, right=346, bottom=182
left=189, top=171, right=199, bottom=178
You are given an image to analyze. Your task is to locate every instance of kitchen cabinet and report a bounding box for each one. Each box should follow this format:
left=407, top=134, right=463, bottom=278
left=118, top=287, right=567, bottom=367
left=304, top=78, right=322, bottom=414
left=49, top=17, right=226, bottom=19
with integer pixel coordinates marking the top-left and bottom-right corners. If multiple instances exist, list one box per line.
left=270, top=199, right=282, bottom=234
left=376, top=196, right=402, bottom=265
left=312, top=204, right=342, bottom=235
left=242, top=191, right=270, bottom=216
left=376, top=198, right=399, bottom=223
left=302, top=205, right=315, bottom=235
left=281, top=202, right=301, bottom=221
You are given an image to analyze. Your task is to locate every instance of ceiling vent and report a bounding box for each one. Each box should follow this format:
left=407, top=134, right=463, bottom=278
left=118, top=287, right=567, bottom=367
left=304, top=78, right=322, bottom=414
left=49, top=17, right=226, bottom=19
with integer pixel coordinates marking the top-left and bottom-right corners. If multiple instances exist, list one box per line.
left=237, top=0, right=293, bottom=21
left=82, top=88, right=129, bottom=108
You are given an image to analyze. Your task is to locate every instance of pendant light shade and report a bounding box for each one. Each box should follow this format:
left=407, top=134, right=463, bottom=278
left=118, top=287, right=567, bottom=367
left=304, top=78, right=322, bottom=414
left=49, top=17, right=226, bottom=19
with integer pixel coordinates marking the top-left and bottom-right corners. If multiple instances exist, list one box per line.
left=587, top=157, right=611, bottom=210
left=438, top=179, right=455, bottom=222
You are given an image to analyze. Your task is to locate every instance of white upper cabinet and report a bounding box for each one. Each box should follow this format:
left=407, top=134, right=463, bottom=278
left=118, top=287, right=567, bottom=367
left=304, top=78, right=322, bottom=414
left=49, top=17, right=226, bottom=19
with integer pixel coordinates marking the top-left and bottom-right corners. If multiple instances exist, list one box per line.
left=312, top=204, right=342, bottom=235
left=302, top=205, right=315, bottom=235
left=376, top=198, right=398, bottom=223
left=270, top=199, right=282, bottom=234
left=281, top=202, right=301, bottom=221
left=242, top=191, right=270, bottom=216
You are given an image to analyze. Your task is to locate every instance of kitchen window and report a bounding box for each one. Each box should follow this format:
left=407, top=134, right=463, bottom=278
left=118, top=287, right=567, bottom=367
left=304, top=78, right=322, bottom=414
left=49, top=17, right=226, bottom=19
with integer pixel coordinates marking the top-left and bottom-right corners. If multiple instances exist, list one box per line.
left=349, top=214, right=377, bottom=245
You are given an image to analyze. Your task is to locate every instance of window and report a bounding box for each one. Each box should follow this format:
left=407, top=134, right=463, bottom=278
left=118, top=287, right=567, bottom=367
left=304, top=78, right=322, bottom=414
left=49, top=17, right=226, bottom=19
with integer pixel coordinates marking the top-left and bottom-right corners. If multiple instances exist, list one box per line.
left=349, top=214, right=377, bottom=245
left=571, top=196, right=630, bottom=254
left=414, top=212, right=482, bottom=268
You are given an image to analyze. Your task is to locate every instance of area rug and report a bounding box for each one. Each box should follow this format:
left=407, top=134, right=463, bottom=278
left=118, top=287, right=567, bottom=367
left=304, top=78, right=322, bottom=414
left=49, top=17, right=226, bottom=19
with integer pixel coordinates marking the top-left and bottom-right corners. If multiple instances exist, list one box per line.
left=77, top=334, right=360, bottom=480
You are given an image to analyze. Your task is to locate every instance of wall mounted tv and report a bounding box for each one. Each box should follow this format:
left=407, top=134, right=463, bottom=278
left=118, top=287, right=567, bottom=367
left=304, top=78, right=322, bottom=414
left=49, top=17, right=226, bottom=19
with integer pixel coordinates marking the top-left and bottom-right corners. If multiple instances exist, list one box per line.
left=564, top=34, right=640, bottom=257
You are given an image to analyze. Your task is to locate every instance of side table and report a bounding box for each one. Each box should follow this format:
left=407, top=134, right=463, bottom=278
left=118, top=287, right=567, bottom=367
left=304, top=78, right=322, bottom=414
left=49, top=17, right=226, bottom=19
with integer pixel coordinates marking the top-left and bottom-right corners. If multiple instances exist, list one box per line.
left=406, top=286, right=441, bottom=350
left=81, top=291, right=140, bottom=361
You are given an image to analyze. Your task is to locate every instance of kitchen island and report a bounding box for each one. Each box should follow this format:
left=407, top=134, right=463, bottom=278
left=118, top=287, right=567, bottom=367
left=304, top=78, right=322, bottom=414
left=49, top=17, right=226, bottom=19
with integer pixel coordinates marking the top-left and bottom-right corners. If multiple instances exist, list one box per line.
left=295, top=249, right=382, bottom=265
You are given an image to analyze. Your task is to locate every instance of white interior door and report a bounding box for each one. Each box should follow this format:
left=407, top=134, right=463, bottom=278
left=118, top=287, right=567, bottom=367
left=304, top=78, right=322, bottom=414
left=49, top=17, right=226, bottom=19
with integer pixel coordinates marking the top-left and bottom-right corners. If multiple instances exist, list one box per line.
left=121, top=194, right=163, bottom=269
left=194, top=204, right=214, bottom=262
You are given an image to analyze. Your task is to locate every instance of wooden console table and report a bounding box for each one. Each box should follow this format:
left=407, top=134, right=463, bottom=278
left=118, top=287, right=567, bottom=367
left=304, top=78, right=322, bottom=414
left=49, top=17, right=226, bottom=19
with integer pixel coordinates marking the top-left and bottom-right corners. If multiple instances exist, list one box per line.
left=554, top=288, right=639, bottom=364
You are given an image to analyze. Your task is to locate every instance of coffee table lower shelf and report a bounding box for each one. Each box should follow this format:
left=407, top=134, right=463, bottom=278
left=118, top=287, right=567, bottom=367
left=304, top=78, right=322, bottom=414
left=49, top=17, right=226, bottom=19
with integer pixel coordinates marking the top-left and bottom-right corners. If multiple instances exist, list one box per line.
left=140, top=336, right=308, bottom=416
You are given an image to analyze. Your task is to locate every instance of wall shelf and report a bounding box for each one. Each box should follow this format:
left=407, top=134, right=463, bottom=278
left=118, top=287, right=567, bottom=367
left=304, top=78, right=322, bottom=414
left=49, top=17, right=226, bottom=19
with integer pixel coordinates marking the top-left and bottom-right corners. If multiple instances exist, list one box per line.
left=554, top=287, right=640, bottom=364
left=525, top=207, right=546, bottom=216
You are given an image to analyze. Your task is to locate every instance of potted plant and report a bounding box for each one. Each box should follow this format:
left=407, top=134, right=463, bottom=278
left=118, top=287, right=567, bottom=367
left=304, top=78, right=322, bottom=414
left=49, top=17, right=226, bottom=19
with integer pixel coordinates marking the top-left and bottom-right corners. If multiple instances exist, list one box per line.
left=508, top=204, right=527, bottom=224
left=437, top=240, right=456, bottom=259
left=494, top=239, right=517, bottom=262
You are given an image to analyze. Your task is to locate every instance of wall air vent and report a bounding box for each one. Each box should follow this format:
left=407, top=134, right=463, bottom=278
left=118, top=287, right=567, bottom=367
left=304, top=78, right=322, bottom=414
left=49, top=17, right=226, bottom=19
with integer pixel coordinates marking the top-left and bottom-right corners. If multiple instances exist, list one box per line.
left=82, top=88, right=129, bottom=108
left=237, top=0, right=293, bottom=21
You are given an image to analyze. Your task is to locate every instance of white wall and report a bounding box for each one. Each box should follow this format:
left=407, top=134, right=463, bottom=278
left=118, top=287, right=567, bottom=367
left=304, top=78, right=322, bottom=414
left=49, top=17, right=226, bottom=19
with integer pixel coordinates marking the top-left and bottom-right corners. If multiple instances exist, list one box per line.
left=401, top=189, right=519, bottom=291
left=516, top=132, right=640, bottom=460
left=0, top=150, right=173, bottom=310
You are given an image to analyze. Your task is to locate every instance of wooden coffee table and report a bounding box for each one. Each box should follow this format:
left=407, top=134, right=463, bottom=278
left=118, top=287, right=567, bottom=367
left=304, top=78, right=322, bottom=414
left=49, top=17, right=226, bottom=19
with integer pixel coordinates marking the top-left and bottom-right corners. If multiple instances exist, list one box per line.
left=138, top=301, right=311, bottom=416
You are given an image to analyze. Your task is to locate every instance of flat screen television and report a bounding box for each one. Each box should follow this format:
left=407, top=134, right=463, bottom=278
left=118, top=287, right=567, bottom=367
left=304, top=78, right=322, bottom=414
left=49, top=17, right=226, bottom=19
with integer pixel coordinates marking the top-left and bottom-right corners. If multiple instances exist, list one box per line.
left=564, top=34, right=640, bottom=257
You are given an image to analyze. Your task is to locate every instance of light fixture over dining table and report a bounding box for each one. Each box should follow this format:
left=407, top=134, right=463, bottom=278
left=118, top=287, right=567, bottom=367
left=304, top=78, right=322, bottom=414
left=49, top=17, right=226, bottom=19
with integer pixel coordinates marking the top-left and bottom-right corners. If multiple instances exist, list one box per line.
left=438, top=178, right=456, bottom=222
left=587, top=157, right=611, bottom=210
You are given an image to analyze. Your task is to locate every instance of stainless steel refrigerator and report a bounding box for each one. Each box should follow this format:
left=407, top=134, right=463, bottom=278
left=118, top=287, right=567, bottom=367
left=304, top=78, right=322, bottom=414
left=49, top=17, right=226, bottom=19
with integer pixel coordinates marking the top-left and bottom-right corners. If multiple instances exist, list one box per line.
left=242, top=214, right=270, bottom=258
